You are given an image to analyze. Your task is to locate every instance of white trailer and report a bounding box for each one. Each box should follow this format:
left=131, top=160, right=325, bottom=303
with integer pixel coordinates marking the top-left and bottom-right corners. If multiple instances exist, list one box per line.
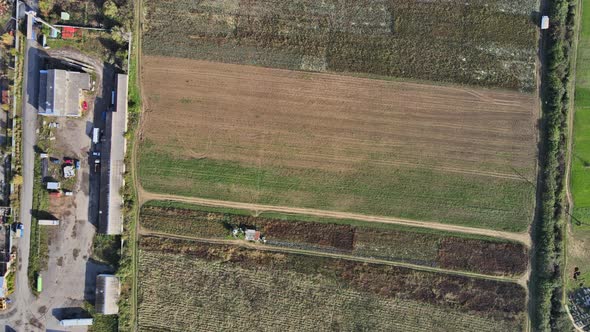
left=38, top=219, right=59, bottom=226
left=59, top=318, right=93, bottom=327
left=541, top=16, right=550, bottom=30
left=92, top=127, right=100, bottom=144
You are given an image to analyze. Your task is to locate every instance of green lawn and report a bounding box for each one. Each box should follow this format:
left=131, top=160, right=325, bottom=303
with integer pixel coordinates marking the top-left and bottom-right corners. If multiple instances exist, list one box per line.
left=567, top=0, right=590, bottom=293
left=139, top=147, right=535, bottom=232
left=572, top=0, right=590, bottom=229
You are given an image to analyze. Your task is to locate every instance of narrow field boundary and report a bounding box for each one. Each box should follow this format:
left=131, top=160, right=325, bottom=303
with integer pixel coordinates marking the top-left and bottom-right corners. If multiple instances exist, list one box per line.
left=140, top=230, right=527, bottom=286
left=139, top=190, right=532, bottom=246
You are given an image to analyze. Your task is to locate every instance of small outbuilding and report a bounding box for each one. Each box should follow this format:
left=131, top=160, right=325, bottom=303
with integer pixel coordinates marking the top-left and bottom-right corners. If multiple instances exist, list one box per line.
left=95, top=274, right=120, bottom=315
left=244, top=229, right=261, bottom=242
left=541, top=16, right=550, bottom=30
left=46, top=182, right=60, bottom=190
left=38, top=219, right=59, bottom=226
left=59, top=318, right=93, bottom=327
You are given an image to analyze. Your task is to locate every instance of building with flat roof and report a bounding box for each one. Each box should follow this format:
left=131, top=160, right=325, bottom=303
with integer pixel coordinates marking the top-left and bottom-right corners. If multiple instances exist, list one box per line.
left=95, top=274, right=120, bottom=315
left=39, top=69, right=90, bottom=117
left=46, top=182, right=60, bottom=190
left=99, top=74, right=128, bottom=235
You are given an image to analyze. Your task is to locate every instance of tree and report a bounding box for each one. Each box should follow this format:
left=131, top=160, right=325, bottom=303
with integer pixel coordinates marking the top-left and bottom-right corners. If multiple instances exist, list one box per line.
left=103, top=0, right=118, bottom=19
left=1, top=33, right=13, bottom=48
left=12, top=175, right=22, bottom=186
left=38, top=0, right=54, bottom=17
left=110, top=26, right=127, bottom=44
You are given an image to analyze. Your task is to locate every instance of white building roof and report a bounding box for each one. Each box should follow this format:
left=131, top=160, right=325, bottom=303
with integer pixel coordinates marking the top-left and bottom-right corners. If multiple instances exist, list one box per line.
left=95, top=274, right=120, bottom=315
left=100, top=74, right=128, bottom=235
left=541, top=16, right=550, bottom=29
left=39, top=69, right=90, bottom=117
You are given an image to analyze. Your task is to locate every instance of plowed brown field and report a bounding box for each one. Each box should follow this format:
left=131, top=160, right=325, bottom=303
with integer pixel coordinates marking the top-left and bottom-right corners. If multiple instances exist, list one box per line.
left=139, top=56, right=537, bottom=231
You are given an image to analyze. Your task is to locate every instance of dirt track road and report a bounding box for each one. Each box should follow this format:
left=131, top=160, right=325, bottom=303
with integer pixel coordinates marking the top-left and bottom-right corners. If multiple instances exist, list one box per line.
left=139, top=190, right=532, bottom=246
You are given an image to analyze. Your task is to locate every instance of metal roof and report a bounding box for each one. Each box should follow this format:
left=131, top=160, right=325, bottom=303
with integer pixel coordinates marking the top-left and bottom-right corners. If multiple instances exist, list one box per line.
left=95, top=274, right=120, bottom=315
left=59, top=318, right=93, bottom=327
left=0, top=277, right=5, bottom=297
left=99, top=74, right=128, bottom=235
left=38, top=69, right=90, bottom=117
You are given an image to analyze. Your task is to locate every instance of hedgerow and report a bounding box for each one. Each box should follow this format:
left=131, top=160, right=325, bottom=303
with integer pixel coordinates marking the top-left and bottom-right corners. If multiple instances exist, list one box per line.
left=532, top=0, right=577, bottom=330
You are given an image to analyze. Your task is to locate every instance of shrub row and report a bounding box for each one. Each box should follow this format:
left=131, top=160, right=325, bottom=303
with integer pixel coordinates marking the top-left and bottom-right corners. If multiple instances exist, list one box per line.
left=533, top=0, right=577, bottom=330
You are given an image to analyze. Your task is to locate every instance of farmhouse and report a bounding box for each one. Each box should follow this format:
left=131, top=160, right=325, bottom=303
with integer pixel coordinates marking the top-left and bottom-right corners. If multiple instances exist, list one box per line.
left=99, top=74, right=128, bottom=235
left=95, top=274, right=120, bottom=315
left=38, top=69, right=90, bottom=117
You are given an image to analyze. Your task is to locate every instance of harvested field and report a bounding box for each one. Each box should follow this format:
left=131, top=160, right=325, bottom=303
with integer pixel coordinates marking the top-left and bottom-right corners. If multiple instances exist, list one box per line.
left=140, top=202, right=528, bottom=276
left=139, top=57, right=537, bottom=231
left=142, top=0, right=537, bottom=90
left=138, top=236, right=526, bottom=332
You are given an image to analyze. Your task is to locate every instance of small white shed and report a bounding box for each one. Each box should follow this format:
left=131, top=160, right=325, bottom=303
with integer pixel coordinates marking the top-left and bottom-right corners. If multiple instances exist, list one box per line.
left=38, top=219, right=59, bottom=226
left=541, top=16, right=550, bottom=30
left=46, top=182, right=60, bottom=190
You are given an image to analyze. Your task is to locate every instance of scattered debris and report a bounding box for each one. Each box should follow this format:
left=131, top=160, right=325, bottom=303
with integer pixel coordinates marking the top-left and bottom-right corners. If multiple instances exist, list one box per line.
left=63, top=165, right=75, bottom=178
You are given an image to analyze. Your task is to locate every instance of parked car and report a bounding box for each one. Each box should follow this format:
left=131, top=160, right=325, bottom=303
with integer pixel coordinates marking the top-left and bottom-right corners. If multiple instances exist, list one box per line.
left=15, top=223, right=24, bottom=238
left=92, top=151, right=100, bottom=157
left=75, top=160, right=81, bottom=170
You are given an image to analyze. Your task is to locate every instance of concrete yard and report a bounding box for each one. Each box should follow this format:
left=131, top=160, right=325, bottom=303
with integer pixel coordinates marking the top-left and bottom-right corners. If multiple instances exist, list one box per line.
left=1, top=44, right=117, bottom=331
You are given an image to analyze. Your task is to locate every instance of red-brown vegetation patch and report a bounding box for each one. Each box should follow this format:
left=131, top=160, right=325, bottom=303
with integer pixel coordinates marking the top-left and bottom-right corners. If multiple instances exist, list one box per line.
left=140, top=204, right=528, bottom=276
left=437, top=238, right=528, bottom=276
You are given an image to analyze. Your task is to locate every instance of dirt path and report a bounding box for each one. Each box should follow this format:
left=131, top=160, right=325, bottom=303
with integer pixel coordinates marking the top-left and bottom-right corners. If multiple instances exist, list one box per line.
left=139, top=228, right=526, bottom=286
left=138, top=189, right=531, bottom=246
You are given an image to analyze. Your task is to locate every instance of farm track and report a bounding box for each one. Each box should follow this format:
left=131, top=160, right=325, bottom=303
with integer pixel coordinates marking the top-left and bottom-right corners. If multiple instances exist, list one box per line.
left=139, top=228, right=527, bottom=286
left=138, top=189, right=531, bottom=247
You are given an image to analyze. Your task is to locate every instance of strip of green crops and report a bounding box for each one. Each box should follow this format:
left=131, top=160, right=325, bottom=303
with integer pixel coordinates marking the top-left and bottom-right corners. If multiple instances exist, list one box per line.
left=572, top=0, right=590, bottom=229
left=139, top=147, right=535, bottom=232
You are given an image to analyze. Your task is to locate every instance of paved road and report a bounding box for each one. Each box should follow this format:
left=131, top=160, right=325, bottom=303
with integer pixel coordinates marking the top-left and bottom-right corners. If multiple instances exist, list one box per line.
left=0, top=33, right=39, bottom=331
